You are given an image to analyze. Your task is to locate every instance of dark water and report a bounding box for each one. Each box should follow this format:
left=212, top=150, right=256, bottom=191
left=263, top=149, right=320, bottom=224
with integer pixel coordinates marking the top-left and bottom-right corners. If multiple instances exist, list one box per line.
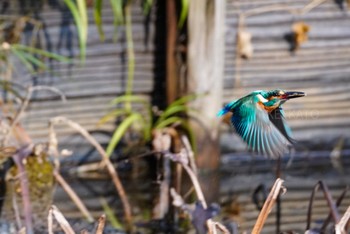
left=1, top=149, right=349, bottom=233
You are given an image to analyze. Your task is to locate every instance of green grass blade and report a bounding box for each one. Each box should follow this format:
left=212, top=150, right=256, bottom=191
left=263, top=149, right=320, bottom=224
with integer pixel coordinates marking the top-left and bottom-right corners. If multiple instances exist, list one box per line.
left=110, top=0, right=124, bottom=25
left=155, top=116, right=183, bottom=129
left=94, top=0, right=105, bottom=41
left=178, top=0, right=189, bottom=28
left=98, top=109, right=129, bottom=126
left=168, top=93, right=204, bottom=109
left=13, top=44, right=70, bottom=62
left=155, top=105, right=188, bottom=127
left=99, top=197, right=123, bottom=229
left=124, top=3, right=134, bottom=111
left=111, top=95, right=150, bottom=108
left=0, top=80, right=23, bottom=100
left=142, top=0, right=153, bottom=15
left=10, top=47, right=35, bottom=73
left=20, top=52, right=47, bottom=70
left=106, top=113, right=143, bottom=156
left=63, top=0, right=86, bottom=63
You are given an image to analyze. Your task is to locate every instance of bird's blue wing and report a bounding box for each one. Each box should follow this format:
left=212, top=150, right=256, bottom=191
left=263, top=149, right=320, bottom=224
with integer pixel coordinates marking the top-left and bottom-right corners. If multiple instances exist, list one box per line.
left=231, top=100, right=291, bottom=158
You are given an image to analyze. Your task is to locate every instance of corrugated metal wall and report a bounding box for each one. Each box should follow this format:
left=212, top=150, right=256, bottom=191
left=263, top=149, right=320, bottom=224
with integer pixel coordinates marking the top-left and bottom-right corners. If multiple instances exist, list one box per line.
left=223, top=0, right=350, bottom=147
left=7, top=1, right=159, bottom=155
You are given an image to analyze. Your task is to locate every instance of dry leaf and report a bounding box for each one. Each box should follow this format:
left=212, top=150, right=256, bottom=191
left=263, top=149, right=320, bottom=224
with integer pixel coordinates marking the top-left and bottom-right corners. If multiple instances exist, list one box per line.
left=291, top=22, right=310, bottom=51
left=237, top=30, right=253, bottom=59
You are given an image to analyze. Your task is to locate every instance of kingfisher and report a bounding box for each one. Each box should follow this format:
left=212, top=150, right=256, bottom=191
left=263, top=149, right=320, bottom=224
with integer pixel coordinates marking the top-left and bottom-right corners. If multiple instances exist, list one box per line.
left=217, top=89, right=305, bottom=158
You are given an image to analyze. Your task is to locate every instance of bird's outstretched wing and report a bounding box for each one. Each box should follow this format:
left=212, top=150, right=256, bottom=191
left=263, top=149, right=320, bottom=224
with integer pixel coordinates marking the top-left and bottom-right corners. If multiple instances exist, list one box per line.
left=231, top=100, right=291, bottom=158
left=269, top=107, right=295, bottom=144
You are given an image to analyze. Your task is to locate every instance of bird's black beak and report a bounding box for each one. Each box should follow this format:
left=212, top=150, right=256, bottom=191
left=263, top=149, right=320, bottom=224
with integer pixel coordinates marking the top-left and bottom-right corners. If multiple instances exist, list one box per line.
left=284, top=91, right=306, bottom=99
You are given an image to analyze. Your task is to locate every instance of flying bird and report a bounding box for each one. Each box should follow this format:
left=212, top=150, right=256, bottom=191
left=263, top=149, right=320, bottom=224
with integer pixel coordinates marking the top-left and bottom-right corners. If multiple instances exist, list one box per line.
left=217, top=89, right=305, bottom=158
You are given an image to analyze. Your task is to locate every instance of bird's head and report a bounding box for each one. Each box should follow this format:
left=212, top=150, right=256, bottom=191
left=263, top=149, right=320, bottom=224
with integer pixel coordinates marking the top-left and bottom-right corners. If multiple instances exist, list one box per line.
left=258, top=89, right=305, bottom=109
left=265, top=89, right=305, bottom=101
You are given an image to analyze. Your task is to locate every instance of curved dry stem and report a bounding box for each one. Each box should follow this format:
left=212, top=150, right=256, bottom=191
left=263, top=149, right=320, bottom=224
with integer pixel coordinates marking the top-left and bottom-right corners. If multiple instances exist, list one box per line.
left=306, top=181, right=340, bottom=231
left=49, top=116, right=133, bottom=231
left=252, top=178, right=285, bottom=234
left=320, top=186, right=348, bottom=232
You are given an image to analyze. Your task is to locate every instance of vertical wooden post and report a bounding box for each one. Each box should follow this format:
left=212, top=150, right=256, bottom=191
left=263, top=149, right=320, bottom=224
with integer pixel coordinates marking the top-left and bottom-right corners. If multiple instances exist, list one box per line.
left=187, top=0, right=226, bottom=170
left=166, top=0, right=178, bottom=105
left=187, top=0, right=226, bottom=203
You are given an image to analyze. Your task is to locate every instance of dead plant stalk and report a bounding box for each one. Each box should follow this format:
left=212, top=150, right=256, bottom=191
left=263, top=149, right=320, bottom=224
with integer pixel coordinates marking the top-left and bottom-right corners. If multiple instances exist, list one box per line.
left=252, top=178, right=285, bottom=234
left=49, top=116, right=133, bottom=230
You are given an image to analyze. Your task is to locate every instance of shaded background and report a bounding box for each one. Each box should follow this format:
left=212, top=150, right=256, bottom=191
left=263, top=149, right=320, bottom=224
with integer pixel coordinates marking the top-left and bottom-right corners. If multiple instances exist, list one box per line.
left=1, top=0, right=350, bottom=233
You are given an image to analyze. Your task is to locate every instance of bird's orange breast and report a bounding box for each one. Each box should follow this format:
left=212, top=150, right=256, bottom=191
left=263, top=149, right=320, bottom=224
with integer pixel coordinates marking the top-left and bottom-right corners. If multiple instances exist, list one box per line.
left=258, top=101, right=278, bottom=113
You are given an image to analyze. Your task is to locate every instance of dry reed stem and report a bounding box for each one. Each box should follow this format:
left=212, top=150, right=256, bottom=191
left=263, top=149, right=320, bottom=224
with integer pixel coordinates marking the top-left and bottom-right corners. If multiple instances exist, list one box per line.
left=95, top=214, right=106, bottom=234
left=9, top=180, right=22, bottom=229
left=335, top=206, right=350, bottom=234
left=48, top=205, right=75, bottom=234
left=321, top=186, right=348, bottom=232
left=252, top=178, right=285, bottom=234
left=176, top=135, right=230, bottom=233
left=48, top=207, right=53, bottom=234
left=11, top=144, right=34, bottom=234
left=207, top=219, right=230, bottom=234
left=49, top=116, right=133, bottom=231
left=53, top=169, right=94, bottom=223
left=306, top=181, right=340, bottom=231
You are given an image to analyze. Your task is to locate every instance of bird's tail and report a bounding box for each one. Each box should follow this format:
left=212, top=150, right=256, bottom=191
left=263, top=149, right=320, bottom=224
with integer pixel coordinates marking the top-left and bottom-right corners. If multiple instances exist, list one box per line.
left=217, top=100, right=237, bottom=117
left=217, top=108, right=229, bottom=117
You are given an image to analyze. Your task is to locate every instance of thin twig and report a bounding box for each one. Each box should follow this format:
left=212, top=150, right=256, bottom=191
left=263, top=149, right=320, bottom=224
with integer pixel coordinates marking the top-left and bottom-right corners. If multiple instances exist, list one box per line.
left=49, top=205, right=75, bottom=234
left=252, top=178, right=285, bottom=234
left=95, top=214, right=106, bottom=234
left=53, top=169, right=94, bottom=223
left=49, top=116, right=133, bottom=231
left=10, top=180, right=22, bottom=229
left=48, top=207, right=53, bottom=234
left=11, top=144, right=34, bottom=234
left=335, top=206, right=350, bottom=234
left=181, top=135, right=197, bottom=175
